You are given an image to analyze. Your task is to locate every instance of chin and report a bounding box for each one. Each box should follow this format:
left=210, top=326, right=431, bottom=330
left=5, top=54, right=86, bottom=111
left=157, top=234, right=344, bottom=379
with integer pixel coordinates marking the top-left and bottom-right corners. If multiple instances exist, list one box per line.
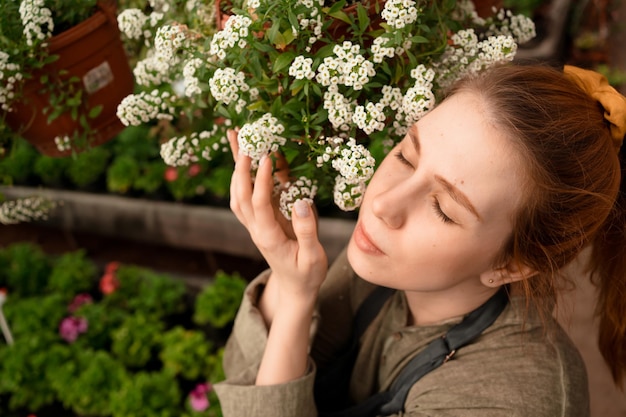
left=346, top=240, right=389, bottom=286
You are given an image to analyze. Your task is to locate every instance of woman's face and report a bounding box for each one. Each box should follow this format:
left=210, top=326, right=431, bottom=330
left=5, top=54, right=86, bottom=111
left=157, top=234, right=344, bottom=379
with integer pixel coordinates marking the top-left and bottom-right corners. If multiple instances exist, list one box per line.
left=347, top=91, right=526, bottom=298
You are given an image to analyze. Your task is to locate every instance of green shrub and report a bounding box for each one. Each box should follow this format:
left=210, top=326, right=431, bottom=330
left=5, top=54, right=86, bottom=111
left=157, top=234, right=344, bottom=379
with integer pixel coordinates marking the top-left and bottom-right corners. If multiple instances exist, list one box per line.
left=107, top=154, right=140, bottom=193
left=0, top=242, right=52, bottom=297
left=194, top=271, right=246, bottom=328
left=66, top=147, right=110, bottom=188
left=112, top=314, right=164, bottom=368
left=48, top=249, right=98, bottom=294
left=33, top=154, right=71, bottom=187
left=109, top=371, right=182, bottom=417
left=160, top=326, right=213, bottom=380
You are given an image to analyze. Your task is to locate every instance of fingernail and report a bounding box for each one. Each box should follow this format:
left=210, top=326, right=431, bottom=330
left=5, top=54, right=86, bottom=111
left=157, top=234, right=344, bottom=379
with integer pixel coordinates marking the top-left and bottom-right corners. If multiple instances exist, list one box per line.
left=259, top=154, right=268, bottom=167
left=294, top=199, right=310, bottom=218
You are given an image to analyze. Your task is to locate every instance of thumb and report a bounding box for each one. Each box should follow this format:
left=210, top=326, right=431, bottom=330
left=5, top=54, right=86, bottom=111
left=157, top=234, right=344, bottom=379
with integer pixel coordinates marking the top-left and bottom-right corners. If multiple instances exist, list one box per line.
left=291, top=199, right=323, bottom=256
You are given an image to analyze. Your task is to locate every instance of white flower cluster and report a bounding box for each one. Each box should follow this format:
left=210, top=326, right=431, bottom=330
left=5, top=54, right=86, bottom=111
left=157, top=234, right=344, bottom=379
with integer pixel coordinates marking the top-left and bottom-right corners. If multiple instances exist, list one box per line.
left=117, top=90, right=175, bottom=126
left=320, top=137, right=376, bottom=211
left=401, top=65, right=436, bottom=127
left=0, top=52, right=21, bottom=111
left=0, top=197, right=55, bottom=225
left=316, top=42, right=375, bottom=90
left=209, top=15, right=253, bottom=60
left=117, top=9, right=149, bottom=40
left=295, top=0, right=324, bottom=50
left=279, top=176, right=318, bottom=220
left=289, top=56, right=315, bottom=80
left=491, top=9, right=536, bottom=44
left=154, top=24, right=188, bottom=62
left=209, top=68, right=250, bottom=112
left=381, top=0, right=419, bottom=30
left=237, top=113, right=286, bottom=168
left=434, top=29, right=517, bottom=89
left=353, top=102, right=386, bottom=135
left=183, top=58, right=203, bottom=97
left=54, top=135, right=71, bottom=152
left=19, top=0, right=53, bottom=47
left=161, top=132, right=203, bottom=167
left=133, top=52, right=174, bottom=86
left=371, top=37, right=395, bottom=63
left=323, top=87, right=354, bottom=132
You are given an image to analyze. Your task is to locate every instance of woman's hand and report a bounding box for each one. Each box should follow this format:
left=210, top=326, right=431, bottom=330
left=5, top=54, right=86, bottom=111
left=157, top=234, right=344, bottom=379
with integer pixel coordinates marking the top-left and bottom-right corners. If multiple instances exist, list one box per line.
left=228, top=129, right=328, bottom=304
left=228, top=129, right=328, bottom=385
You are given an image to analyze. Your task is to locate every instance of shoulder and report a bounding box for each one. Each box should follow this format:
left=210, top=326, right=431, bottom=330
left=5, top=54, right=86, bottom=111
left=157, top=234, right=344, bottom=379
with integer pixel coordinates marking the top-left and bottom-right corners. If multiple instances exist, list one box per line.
left=404, top=296, right=590, bottom=417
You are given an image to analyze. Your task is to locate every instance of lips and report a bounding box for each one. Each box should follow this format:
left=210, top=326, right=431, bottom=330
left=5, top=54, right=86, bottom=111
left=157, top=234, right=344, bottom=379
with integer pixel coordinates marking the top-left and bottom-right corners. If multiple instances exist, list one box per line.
left=353, top=222, right=384, bottom=255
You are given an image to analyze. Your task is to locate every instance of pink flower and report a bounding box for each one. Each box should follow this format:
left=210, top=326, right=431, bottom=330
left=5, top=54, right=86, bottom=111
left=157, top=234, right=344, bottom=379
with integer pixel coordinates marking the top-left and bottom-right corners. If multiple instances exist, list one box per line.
left=99, top=272, right=119, bottom=295
left=188, top=164, right=202, bottom=177
left=68, top=293, right=93, bottom=313
left=59, top=316, right=88, bottom=343
left=164, top=167, right=178, bottom=182
left=189, top=382, right=212, bottom=412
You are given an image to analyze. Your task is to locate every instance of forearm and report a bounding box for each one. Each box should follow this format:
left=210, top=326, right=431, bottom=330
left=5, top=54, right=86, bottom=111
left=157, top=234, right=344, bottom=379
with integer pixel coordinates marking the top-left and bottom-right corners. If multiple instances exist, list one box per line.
left=256, top=293, right=317, bottom=386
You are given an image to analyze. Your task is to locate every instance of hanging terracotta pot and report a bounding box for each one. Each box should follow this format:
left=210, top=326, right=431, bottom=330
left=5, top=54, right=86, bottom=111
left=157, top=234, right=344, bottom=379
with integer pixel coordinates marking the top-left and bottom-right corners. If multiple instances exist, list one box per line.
left=4, top=2, right=134, bottom=157
left=472, top=0, right=503, bottom=17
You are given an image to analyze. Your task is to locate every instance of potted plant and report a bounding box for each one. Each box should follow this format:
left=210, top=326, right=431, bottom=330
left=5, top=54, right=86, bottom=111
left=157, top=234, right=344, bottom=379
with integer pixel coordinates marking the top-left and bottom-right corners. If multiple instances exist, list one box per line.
left=0, top=0, right=134, bottom=157
left=116, top=0, right=536, bottom=218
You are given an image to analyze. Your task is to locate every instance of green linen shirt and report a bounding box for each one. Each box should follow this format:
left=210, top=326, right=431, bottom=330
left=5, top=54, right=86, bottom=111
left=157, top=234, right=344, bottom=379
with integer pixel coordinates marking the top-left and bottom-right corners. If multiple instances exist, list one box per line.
left=215, top=249, right=590, bottom=417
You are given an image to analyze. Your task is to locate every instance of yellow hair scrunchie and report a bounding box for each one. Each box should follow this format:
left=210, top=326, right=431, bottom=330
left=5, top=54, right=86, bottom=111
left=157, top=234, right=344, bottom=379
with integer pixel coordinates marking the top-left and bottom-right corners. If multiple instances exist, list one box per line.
left=563, top=65, right=626, bottom=152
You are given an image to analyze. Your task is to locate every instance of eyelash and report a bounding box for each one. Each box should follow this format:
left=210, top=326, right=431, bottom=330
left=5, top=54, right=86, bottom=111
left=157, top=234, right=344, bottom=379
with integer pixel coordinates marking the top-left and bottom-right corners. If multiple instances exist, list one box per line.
left=433, top=200, right=455, bottom=224
left=394, top=150, right=413, bottom=167
left=395, top=150, right=455, bottom=224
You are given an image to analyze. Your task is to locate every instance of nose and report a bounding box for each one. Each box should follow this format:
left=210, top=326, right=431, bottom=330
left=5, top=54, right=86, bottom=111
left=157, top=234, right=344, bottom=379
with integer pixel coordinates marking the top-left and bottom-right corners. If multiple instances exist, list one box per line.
left=371, top=180, right=412, bottom=229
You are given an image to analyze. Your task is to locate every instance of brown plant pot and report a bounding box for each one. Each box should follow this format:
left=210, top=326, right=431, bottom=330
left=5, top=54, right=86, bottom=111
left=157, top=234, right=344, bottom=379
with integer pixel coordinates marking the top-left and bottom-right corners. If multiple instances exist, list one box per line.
left=4, top=2, right=134, bottom=157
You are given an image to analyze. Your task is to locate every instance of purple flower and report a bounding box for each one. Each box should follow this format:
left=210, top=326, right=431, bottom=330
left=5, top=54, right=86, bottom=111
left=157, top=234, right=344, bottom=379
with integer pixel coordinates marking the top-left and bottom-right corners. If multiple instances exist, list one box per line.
left=189, top=382, right=212, bottom=412
left=68, top=293, right=93, bottom=313
left=59, top=316, right=88, bottom=343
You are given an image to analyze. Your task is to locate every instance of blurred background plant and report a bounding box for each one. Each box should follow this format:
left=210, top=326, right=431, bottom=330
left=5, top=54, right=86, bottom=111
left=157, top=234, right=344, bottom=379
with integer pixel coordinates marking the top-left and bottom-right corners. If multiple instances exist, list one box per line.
left=0, top=241, right=245, bottom=416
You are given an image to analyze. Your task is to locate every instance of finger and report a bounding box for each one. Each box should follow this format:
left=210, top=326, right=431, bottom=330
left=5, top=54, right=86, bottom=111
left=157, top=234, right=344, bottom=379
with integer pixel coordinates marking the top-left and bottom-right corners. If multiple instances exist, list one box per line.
left=227, top=128, right=240, bottom=163
left=230, top=152, right=254, bottom=223
left=291, top=199, right=325, bottom=266
left=252, top=154, right=281, bottom=231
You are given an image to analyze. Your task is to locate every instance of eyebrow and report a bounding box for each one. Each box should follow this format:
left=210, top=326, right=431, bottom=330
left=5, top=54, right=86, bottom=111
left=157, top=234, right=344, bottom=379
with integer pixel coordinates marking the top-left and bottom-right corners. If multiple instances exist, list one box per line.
left=409, top=125, right=482, bottom=222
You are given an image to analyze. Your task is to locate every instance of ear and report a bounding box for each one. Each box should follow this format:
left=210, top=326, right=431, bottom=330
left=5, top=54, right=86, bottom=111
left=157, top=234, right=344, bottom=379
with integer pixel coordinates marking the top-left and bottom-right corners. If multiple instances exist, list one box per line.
left=479, top=262, right=537, bottom=288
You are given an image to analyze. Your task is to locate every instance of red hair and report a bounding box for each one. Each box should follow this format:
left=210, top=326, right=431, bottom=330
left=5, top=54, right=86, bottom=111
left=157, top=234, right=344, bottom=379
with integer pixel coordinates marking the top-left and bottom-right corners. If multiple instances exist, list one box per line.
left=449, top=63, right=626, bottom=387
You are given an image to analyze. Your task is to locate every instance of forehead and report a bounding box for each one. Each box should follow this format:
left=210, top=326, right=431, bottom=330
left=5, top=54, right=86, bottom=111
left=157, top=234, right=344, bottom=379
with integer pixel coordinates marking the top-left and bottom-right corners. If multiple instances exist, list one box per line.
left=417, top=92, right=526, bottom=221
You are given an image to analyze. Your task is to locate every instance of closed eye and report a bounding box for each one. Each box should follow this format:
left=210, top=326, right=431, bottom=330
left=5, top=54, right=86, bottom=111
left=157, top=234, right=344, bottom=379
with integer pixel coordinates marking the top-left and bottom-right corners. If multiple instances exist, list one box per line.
left=394, top=150, right=413, bottom=168
left=432, top=200, right=455, bottom=224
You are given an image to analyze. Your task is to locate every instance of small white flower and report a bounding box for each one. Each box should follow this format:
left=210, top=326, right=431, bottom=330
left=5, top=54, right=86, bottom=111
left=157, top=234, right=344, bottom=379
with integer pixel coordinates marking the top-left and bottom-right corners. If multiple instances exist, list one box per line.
left=0, top=197, right=56, bottom=225
left=288, top=56, right=315, bottom=80
left=237, top=113, right=287, bottom=167
left=117, top=90, right=176, bottom=126
left=279, top=176, right=318, bottom=219
left=381, top=0, right=419, bottom=30
left=117, top=9, right=149, bottom=40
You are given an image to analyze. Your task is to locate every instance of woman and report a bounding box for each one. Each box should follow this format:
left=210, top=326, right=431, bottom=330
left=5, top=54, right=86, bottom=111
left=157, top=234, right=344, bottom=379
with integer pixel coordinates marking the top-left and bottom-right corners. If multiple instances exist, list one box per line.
left=214, top=63, right=626, bottom=416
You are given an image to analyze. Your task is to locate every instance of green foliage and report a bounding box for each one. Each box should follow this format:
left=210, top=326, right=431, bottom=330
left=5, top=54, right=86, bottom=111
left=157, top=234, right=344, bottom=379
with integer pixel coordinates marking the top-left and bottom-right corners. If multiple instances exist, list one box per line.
left=103, top=265, right=187, bottom=319
left=160, top=326, right=213, bottom=380
left=0, top=140, right=38, bottom=185
left=75, top=302, right=127, bottom=351
left=0, top=333, right=70, bottom=412
left=66, top=146, right=111, bottom=188
left=49, top=349, right=128, bottom=416
left=109, top=371, right=182, bottom=417
left=503, top=0, right=543, bottom=17
left=107, top=154, right=141, bottom=193
left=0, top=242, right=52, bottom=297
left=112, top=314, right=164, bottom=368
left=33, top=154, right=71, bottom=186
left=47, top=249, right=98, bottom=294
left=135, top=160, right=167, bottom=194
left=3, top=293, right=67, bottom=339
left=194, top=271, right=246, bottom=328
left=0, top=243, right=240, bottom=416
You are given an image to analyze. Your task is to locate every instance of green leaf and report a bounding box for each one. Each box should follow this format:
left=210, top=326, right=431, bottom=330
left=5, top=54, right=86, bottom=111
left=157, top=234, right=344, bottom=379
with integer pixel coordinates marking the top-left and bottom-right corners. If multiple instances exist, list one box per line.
left=88, top=105, right=103, bottom=119
left=272, top=51, right=296, bottom=73
left=328, top=10, right=351, bottom=24
left=326, top=0, right=347, bottom=14
left=357, top=4, right=371, bottom=34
